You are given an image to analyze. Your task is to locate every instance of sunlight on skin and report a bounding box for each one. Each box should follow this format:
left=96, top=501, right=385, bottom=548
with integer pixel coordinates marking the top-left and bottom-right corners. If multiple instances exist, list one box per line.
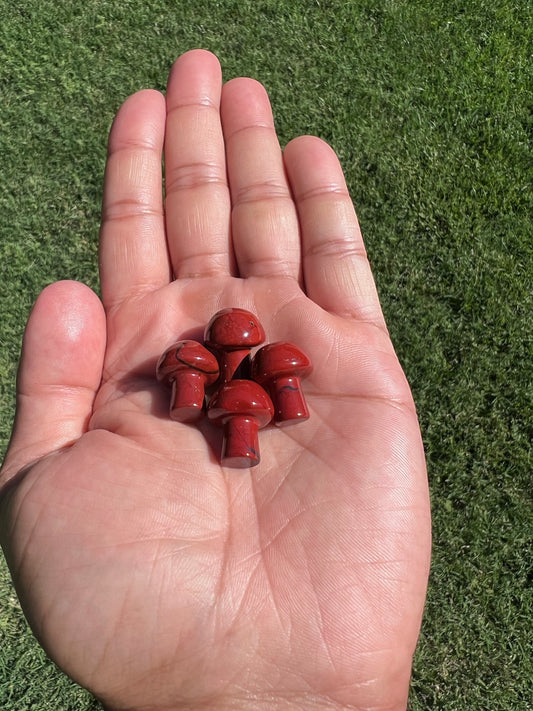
left=0, top=50, right=431, bottom=711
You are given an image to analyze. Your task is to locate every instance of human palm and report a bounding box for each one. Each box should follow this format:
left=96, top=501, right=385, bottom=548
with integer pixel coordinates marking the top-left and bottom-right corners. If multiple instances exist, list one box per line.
left=0, top=51, right=431, bottom=711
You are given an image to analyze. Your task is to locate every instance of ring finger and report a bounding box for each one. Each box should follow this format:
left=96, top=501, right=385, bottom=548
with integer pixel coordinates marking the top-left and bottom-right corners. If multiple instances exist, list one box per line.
left=221, top=78, right=301, bottom=281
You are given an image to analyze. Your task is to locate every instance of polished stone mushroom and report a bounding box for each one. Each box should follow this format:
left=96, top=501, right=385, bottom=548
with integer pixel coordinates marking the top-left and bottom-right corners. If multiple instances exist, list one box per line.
left=204, top=307, right=265, bottom=382
left=156, top=340, right=220, bottom=422
left=251, top=341, right=312, bottom=426
left=207, top=379, right=274, bottom=468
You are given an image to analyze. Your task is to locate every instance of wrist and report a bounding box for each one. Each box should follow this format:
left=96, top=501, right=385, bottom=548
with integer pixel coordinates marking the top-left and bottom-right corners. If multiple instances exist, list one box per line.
left=102, top=695, right=407, bottom=711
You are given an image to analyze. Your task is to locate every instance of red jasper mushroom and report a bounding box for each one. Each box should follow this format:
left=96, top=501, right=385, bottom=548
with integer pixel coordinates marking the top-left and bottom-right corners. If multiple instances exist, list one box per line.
left=251, top=342, right=312, bottom=426
left=207, top=380, right=274, bottom=468
left=204, top=308, right=265, bottom=382
left=156, top=340, right=219, bottom=422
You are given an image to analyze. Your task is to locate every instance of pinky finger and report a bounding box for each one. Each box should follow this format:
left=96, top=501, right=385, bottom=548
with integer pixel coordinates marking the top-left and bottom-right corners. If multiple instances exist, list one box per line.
left=284, top=136, right=386, bottom=329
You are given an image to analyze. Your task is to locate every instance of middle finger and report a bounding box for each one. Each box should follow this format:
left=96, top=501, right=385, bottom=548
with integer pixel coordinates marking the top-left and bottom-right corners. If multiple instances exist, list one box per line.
left=165, top=50, right=233, bottom=278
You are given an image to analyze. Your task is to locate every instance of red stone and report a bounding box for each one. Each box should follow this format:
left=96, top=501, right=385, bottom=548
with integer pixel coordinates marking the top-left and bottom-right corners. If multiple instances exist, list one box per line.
left=251, top=342, right=312, bottom=426
left=156, top=340, right=219, bottom=422
left=207, top=379, right=274, bottom=468
left=204, top=308, right=265, bottom=382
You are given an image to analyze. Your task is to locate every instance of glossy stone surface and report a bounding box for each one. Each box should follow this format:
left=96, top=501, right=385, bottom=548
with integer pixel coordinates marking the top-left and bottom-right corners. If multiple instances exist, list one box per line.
left=156, top=340, right=219, bottom=422
left=207, top=379, right=274, bottom=467
left=251, top=342, right=312, bottom=426
left=204, top=308, right=265, bottom=349
left=204, top=308, right=266, bottom=382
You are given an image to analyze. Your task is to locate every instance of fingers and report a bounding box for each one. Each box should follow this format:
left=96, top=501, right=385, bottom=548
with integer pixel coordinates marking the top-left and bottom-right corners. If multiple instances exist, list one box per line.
left=99, top=89, right=168, bottom=311
left=164, top=50, right=233, bottom=278
left=100, top=50, right=386, bottom=331
left=221, top=78, right=301, bottom=280
left=0, top=281, right=106, bottom=486
left=284, top=136, right=386, bottom=328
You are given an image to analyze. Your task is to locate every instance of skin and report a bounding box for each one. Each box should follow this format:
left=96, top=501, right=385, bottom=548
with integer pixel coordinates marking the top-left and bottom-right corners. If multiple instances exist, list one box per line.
left=0, top=50, right=431, bottom=711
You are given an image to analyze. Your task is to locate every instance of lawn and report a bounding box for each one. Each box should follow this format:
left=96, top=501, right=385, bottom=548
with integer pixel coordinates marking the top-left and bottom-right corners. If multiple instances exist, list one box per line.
left=1, top=1, right=532, bottom=709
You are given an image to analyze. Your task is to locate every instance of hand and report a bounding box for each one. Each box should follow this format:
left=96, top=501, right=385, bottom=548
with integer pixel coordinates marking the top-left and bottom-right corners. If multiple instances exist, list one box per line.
left=0, top=50, right=431, bottom=711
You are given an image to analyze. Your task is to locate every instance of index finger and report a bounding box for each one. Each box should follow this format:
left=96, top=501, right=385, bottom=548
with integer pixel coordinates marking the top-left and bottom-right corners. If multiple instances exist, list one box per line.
left=99, top=89, right=169, bottom=312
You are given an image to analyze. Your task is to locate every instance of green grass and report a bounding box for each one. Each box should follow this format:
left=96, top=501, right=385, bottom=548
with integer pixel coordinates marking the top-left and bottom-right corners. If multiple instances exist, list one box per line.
left=1, top=0, right=532, bottom=709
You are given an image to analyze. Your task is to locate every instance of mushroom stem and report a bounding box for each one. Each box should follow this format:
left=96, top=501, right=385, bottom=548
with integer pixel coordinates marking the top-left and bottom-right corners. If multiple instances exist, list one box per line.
left=221, top=415, right=261, bottom=468
left=156, top=339, right=219, bottom=423
left=218, top=349, right=251, bottom=382
left=169, top=372, right=206, bottom=422
left=269, top=375, right=309, bottom=426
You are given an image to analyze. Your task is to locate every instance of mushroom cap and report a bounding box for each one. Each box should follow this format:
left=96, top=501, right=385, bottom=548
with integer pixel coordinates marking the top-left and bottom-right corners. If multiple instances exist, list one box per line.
left=251, top=342, right=312, bottom=383
left=207, top=380, right=274, bottom=428
left=156, top=340, right=219, bottom=384
left=204, top=308, right=265, bottom=350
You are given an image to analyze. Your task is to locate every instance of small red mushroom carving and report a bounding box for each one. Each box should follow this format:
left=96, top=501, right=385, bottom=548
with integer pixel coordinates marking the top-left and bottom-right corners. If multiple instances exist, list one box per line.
left=251, top=342, right=312, bottom=426
left=207, top=380, right=274, bottom=468
left=204, top=308, right=265, bottom=382
left=156, top=340, right=220, bottom=422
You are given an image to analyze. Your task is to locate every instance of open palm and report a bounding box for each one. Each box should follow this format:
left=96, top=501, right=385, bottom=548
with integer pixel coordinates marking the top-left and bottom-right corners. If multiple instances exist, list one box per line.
left=0, top=51, right=431, bottom=711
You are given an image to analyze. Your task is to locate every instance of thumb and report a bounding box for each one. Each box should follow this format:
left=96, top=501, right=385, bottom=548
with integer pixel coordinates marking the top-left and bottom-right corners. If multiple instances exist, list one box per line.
left=0, top=280, right=106, bottom=485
